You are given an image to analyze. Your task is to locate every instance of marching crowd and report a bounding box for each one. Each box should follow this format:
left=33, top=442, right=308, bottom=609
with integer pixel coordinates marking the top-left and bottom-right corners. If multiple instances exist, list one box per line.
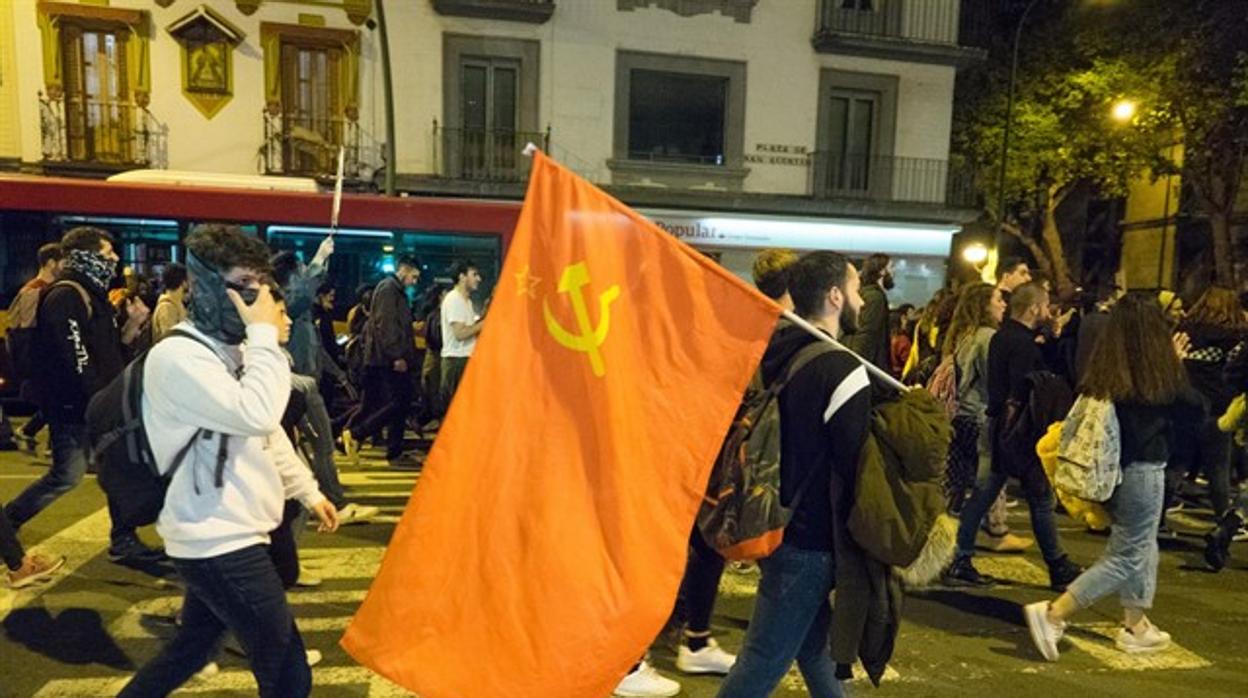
left=1, top=225, right=1246, bottom=697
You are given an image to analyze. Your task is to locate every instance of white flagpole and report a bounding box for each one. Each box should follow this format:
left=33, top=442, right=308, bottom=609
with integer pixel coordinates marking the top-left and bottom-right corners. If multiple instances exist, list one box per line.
left=330, top=145, right=345, bottom=235
left=782, top=309, right=907, bottom=392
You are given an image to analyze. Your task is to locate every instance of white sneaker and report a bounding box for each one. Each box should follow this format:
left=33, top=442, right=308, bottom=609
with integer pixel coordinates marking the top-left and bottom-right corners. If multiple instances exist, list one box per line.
left=338, top=503, right=380, bottom=525
left=306, top=649, right=323, bottom=667
left=193, top=661, right=219, bottom=681
left=1116, top=621, right=1172, bottom=654
left=675, top=638, right=736, bottom=675
left=614, top=661, right=680, bottom=697
left=1233, top=525, right=1248, bottom=543
left=1024, top=602, right=1065, bottom=662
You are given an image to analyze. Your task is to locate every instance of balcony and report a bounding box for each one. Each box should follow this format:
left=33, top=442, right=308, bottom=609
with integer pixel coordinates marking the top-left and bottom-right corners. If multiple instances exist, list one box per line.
left=809, top=152, right=977, bottom=209
left=433, top=123, right=550, bottom=183
left=430, top=0, right=554, bottom=24
left=261, top=112, right=377, bottom=186
left=812, top=0, right=986, bottom=66
left=39, top=92, right=167, bottom=174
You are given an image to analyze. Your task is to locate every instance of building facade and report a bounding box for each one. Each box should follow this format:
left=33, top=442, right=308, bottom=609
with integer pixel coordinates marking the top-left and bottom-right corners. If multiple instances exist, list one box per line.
left=0, top=0, right=984, bottom=305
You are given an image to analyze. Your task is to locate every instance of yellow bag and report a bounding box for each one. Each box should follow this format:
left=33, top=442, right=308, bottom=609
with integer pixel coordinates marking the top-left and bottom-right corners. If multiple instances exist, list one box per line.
left=1037, top=422, right=1110, bottom=532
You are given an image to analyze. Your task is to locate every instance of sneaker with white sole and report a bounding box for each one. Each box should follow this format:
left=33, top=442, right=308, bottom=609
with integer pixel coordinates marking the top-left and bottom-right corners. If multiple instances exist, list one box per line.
left=1024, top=601, right=1065, bottom=662
left=337, top=503, right=380, bottom=525
left=1234, top=525, right=1248, bottom=543
left=7, top=553, right=67, bottom=589
left=1115, top=621, right=1172, bottom=654
left=676, top=638, right=735, bottom=675
left=614, top=661, right=680, bottom=697
left=193, top=661, right=220, bottom=681
left=306, top=649, right=323, bottom=667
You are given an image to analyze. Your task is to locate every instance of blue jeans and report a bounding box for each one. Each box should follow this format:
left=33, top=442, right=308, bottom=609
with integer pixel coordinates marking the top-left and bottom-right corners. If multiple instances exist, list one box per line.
left=717, top=544, right=847, bottom=698
left=118, top=545, right=311, bottom=698
left=954, top=468, right=1065, bottom=565
left=1067, top=463, right=1164, bottom=610
left=4, top=422, right=89, bottom=529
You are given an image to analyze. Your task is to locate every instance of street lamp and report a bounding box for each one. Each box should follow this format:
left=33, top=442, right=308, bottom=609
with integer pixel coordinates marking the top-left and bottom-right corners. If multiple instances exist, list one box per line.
left=963, top=243, right=990, bottom=265
left=994, top=0, right=1045, bottom=251
left=1111, top=99, right=1137, bottom=122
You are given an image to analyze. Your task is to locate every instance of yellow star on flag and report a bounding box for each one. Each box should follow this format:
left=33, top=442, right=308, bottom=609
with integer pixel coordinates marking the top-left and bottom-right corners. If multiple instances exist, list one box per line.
left=515, top=264, right=541, bottom=299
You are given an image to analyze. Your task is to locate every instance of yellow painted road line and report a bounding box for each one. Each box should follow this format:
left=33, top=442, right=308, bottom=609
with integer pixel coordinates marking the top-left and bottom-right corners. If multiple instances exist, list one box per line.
left=1063, top=621, right=1212, bottom=671
left=33, top=666, right=411, bottom=697
left=0, top=506, right=111, bottom=620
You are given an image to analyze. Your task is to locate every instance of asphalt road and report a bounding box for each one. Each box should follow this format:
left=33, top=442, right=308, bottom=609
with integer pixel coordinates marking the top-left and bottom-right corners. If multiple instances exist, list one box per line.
left=2, top=432, right=1246, bottom=697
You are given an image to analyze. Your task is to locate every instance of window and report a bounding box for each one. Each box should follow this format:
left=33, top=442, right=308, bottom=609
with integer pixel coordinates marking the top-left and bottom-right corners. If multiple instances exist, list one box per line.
left=441, top=35, right=541, bottom=181
left=61, top=25, right=131, bottom=163
left=825, top=90, right=877, bottom=190
left=842, top=0, right=874, bottom=9
left=627, top=70, right=728, bottom=165
left=611, top=51, right=747, bottom=189
left=260, top=23, right=362, bottom=177
left=814, top=70, right=897, bottom=198
left=280, top=41, right=343, bottom=175
left=458, top=57, right=520, bottom=176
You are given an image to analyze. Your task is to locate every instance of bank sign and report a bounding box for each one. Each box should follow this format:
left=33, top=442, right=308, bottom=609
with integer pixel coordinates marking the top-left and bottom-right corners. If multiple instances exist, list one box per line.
left=642, top=209, right=959, bottom=258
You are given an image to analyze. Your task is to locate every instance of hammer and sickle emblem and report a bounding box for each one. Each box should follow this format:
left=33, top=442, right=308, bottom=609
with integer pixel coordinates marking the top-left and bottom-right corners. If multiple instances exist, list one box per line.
left=542, top=261, right=621, bottom=378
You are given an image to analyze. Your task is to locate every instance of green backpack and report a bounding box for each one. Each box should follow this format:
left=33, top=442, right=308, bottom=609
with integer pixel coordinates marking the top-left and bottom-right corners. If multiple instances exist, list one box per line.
left=698, top=342, right=832, bottom=561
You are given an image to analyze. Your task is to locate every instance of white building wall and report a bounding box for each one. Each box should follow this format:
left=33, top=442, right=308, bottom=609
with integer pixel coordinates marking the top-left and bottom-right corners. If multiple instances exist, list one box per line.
left=8, top=0, right=956, bottom=199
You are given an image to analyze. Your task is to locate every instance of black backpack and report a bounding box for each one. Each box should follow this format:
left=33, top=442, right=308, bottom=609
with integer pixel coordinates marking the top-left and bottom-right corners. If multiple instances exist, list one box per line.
left=87, top=328, right=232, bottom=530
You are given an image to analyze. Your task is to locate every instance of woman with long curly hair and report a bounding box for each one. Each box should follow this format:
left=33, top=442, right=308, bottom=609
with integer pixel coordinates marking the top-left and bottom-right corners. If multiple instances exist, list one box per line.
left=939, top=283, right=1032, bottom=586
left=1026, top=293, right=1203, bottom=661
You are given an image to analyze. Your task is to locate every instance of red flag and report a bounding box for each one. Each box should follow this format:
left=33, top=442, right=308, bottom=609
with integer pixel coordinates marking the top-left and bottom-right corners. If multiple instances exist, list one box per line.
left=342, top=151, right=781, bottom=697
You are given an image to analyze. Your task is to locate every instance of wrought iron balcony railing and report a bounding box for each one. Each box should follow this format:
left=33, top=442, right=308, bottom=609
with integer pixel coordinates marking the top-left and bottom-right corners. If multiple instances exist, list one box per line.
left=433, top=122, right=551, bottom=183
left=430, top=0, right=554, bottom=24
left=814, top=0, right=978, bottom=48
left=809, top=151, right=977, bottom=208
left=39, top=92, right=167, bottom=169
left=262, top=112, right=376, bottom=182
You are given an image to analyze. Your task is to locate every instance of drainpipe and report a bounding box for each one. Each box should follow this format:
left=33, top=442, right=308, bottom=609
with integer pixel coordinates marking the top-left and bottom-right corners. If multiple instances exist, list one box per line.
left=376, top=0, right=397, bottom=196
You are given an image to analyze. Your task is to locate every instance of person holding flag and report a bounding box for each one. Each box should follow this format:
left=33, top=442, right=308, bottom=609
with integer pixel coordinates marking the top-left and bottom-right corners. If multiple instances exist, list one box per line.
left=716, top=251, right=868, bottom=698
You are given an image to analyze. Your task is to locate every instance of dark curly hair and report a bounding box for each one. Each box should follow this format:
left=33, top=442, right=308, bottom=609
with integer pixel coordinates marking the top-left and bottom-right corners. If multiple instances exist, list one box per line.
left=185, top=224, right=272, bottom=274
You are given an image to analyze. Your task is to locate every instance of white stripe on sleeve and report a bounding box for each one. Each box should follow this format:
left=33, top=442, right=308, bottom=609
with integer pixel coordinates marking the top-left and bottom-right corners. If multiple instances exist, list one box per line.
left=823, top=364, right=871, bottom=423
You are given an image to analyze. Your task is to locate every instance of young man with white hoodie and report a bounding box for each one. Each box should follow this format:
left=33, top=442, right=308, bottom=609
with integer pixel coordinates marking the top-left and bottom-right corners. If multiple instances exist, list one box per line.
left=119, top=224, right=338, bottom=698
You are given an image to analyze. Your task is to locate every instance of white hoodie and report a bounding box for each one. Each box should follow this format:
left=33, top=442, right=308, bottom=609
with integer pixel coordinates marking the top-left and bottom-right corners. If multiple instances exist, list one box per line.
left=143, top=321, right=325, bottom=560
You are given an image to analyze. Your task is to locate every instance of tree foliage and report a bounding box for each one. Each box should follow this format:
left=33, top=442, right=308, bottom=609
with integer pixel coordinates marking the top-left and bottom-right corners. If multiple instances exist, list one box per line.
left=955, top=0, right=1248, bottom=288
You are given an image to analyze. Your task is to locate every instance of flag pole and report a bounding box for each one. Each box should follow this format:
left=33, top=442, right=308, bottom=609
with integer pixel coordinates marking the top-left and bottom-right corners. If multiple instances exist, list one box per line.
left=330, top=145, right=345, bottom=237
left=781, top=309, right=907, bottom=392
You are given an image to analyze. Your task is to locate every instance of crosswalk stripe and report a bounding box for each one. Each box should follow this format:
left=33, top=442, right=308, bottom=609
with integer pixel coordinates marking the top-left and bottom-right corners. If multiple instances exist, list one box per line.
left=1063, top=621, right=1212, bottom=671
left=32, top=666, right=411, bottom=697
left=0, top=506, right=111, bottom=620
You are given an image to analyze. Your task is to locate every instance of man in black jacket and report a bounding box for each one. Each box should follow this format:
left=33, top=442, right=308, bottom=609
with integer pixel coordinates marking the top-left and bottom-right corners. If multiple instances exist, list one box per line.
left=344, top=254, right=420, bottom=467
left=3, top=227, right=159, bottom=565
left=846, top=252, right=892, bottom=371
left=947, top=282, right=1082, bottom=591
left=718, top=251, right=869, bottom=698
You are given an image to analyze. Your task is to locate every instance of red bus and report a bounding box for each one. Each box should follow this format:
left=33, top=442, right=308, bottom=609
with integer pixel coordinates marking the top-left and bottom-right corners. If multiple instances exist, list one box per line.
left=0, top=172, right=522, bottom=396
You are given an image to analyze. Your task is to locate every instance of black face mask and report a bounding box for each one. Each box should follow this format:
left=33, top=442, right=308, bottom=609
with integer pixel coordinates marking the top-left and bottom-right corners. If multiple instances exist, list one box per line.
left=187, top=251, right=255, bottom=345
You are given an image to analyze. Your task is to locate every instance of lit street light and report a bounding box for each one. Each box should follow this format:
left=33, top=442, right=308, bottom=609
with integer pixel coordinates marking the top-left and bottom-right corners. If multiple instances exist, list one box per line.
left=1112, top=99, right=1137, bottom=122
left=963, top=243, right=990, bottom=265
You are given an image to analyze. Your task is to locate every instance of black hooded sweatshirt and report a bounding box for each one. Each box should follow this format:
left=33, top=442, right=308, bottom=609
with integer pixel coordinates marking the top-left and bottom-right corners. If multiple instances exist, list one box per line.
left=34, top=270, right=125, bottom=424
left=761, top=322, right=873, bottom=552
